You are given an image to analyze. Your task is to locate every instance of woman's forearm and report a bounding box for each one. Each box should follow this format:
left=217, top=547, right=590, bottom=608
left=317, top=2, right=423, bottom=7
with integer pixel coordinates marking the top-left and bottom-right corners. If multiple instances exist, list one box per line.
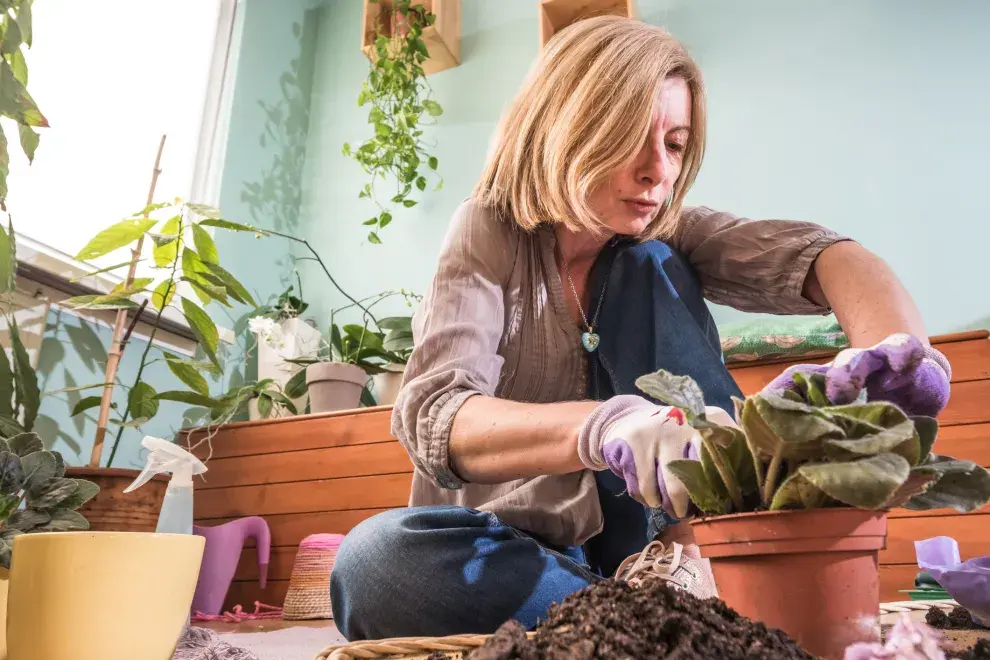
left=448, top=396, right=598, bottom=484
left=803, top=240, right=929, bottom=347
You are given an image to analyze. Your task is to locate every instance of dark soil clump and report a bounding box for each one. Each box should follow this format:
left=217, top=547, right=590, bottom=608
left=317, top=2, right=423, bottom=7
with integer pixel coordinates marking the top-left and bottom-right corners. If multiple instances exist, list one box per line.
left=928, top=605, right=980, bottom=630
left=956, top=639, right=990, bottom=660
left=466, top=579, right=813, bottom=660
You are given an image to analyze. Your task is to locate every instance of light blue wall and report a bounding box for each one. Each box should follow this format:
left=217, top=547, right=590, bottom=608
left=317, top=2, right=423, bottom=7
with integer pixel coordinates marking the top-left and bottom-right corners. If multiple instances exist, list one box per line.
left=33, top=0, right=324, bottom=469
left=298, top=0, right=990, bottom=335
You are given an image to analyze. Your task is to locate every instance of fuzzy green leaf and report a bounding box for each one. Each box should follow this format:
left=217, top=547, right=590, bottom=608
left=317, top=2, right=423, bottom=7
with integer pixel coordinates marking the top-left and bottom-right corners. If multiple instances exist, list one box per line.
left=70, top=395, right=103, bottom=417
left=128, top=382, right=159, bottom=422
left=792, top=371, right=830, bottom=407
left=824, top=420, right=920, bottom=465
left=21, top=451, right=57, bottom=491
left=825, top=401, right=911, bottom=438
left=753, top=394, right=844, bottom=460
left=28, top=478, right=76, bottom=509
left=57, top=478, right=100, bottom=510
left=0, top=451, right=23, bottom=494
left=181, top=298, right=220, bottom=368
left=666, top=459, right=730, bottom=515
left=799, top=453, right=911, bottom=510
left=8, top=432, right=42, bottom=457
left=38, top=509, right=89, bottom=532
left=770, top=472, right=829, bottom=510
left=912, top=416, right=939, bottom=463
left=74, top=218, right=156, bottom=261
left=9, top=320, right=39, bottom=432
left=635, top=370, right=706, bottom=419
left=6, top=507, right=49, bottom=532
left=165, top=358, right=209, bottom=397
left=902, top=455, right=990, bottom=513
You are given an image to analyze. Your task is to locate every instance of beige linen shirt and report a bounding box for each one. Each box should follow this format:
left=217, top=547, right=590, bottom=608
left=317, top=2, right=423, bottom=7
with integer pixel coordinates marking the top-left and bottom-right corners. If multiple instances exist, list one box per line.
left=390, top=199, right=849, bottom=547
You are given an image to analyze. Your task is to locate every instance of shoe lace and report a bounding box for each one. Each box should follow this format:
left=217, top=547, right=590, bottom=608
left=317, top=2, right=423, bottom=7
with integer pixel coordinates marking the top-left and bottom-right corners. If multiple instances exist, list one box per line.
left=614, top=540, right=698, bottom=588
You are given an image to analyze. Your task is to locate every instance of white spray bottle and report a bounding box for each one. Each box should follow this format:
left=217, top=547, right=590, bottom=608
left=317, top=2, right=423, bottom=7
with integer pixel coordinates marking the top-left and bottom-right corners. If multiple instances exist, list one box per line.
left=124, top=436, right=207, bottom=535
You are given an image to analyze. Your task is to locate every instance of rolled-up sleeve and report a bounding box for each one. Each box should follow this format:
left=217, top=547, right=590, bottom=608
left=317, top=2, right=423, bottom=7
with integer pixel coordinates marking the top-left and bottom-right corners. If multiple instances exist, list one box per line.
left=390, top=199, right=517, bottom=489
left=670, top=206, right=853, bottom=315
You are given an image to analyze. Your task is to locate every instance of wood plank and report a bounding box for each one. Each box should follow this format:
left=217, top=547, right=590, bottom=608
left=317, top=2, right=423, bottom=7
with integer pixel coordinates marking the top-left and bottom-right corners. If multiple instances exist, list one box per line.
left=928, top=423, right=990, bottom=467
left=195, top=473, right=413, bottom=520
left=880, top=564, right=922, bottom=603
left=199, top=442, right=413, bottom=490
left=881, top=513, right=990, bottom=564
left=195, top=508, right=389, bottom=550
left=730, top=337, right=990, bottom=394
left=236, top=546, right=299, bottom=582
left=888, top=502, right=990, bottom=520
left=223, top=579, right=291, bottom=611
left=940, top=379, right=990, bottom=426
left=183, top=406, right=395, bottom=460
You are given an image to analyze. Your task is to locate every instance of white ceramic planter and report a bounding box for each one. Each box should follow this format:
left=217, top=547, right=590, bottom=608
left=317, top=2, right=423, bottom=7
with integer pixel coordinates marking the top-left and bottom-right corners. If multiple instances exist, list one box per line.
left=252, top=317, right=322, bottom=420
left=306, top=362, right=368, bottom=413
left=372, top=364, right=406, bottom=405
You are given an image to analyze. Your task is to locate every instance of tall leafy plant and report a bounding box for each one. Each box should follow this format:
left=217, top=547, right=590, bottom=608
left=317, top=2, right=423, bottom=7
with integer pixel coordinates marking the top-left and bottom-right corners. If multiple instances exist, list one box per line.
left=0, top=0, right=47, bottom=211
left=637, top=369, right=990, bottom=516
left=64, top=199, right=257, bottom=466
left=0, top=220, right=39, bottom=438
left=343, top=0, right=444, bottom=244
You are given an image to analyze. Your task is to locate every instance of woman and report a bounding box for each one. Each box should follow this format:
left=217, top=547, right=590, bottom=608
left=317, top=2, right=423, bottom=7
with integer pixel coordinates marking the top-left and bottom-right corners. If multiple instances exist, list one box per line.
left=330, top=17, right=950, bottom=641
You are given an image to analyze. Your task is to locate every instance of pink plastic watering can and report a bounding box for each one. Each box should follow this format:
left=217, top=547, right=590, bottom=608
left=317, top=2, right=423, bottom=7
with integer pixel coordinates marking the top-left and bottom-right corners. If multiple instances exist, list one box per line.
left=191, top=516, right=271, bottom=615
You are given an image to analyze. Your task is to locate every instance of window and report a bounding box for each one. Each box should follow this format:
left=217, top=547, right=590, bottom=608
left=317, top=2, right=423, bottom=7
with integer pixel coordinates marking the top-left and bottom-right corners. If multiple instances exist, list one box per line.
left=5, top=0, right=239, bottom=287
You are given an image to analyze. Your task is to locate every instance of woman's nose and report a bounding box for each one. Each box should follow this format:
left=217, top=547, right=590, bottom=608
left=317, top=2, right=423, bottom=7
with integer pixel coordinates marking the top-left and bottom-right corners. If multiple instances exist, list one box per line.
left=636, top=144, right=669, bottom=187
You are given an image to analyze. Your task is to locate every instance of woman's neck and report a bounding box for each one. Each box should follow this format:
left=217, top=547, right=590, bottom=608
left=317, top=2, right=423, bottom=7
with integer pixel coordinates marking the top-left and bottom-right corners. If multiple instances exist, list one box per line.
left=554, top=224, right=613, bottom=268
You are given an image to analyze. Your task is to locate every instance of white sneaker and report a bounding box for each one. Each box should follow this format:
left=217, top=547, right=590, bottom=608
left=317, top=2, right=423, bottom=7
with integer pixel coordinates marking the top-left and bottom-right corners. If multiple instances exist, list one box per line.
left=613, top=540, right=718, bottom=600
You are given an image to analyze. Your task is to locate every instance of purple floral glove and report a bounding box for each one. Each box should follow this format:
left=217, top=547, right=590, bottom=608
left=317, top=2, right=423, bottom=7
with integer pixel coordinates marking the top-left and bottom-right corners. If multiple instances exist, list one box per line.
left=577, top=395, right=736, bottom=517
left=764, top=333, right=951, bottom=417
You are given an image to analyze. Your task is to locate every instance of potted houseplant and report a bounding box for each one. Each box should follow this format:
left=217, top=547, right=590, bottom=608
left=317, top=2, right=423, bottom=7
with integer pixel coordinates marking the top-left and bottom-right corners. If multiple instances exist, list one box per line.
left=248, top=277, right=321, bottom=419
left=636, top=368, right=990, bottom=660
left=300, top=319, right=384, bottom=413
left=372, top=314, right=413, bottom=405
left=345, top=0, right=445, bottom=244
left=0, top=432, right=98, bottom=657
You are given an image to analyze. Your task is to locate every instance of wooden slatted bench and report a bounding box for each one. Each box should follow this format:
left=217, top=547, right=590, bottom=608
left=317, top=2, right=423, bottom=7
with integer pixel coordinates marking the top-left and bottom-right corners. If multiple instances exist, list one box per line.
left=186, top=330, right=990, bottom=608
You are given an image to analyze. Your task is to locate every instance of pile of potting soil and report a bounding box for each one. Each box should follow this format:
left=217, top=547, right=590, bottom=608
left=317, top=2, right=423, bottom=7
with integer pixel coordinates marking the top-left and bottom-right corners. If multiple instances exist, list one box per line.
left=928, top=605, right=983, bottom=631
left=463, top=579, right=813, bottom=660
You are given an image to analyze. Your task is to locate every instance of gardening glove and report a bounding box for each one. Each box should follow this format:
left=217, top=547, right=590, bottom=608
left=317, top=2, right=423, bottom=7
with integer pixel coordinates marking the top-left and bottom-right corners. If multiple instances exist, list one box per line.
left=577, top=395, right=737, bottom=518
left=764, top=333, right=951, bottom=417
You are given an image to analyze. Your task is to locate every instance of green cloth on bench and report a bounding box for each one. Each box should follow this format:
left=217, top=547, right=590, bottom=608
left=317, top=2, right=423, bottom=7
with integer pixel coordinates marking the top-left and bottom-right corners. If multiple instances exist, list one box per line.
left=719, top=316, right=849, bottom=364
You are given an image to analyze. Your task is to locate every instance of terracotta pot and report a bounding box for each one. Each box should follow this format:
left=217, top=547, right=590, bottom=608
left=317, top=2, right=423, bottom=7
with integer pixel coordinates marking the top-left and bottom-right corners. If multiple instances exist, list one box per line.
left=372, top=365, right=405, bottom=405
left=64, top=468, right=168, bottom=533
left=692, top=508, right=887, bottom=660
left=306, top=362, right=367, bottom=413
left=6, top=532, right=204, bottom=660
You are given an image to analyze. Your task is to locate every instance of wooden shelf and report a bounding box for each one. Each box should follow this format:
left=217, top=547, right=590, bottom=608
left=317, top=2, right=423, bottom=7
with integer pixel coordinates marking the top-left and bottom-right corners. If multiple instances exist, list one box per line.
left=539, top=0, right=634, bottom=47
left=361, top=0, right=461, bottom=75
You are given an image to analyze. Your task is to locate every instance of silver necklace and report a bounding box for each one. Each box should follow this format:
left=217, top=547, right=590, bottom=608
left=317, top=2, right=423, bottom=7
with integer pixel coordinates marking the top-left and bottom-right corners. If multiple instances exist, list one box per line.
left=561, top=256, right=612, bottom=353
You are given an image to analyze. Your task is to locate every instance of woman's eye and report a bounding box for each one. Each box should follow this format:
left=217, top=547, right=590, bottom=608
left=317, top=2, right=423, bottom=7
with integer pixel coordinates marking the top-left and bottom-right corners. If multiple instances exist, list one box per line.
left=667, top=141, right=686, bottom=154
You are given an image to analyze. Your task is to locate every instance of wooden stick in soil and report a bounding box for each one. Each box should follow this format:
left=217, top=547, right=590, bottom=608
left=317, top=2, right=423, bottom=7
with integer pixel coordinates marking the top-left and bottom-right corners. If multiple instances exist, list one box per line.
left=87, top=135, right=166, bottom=468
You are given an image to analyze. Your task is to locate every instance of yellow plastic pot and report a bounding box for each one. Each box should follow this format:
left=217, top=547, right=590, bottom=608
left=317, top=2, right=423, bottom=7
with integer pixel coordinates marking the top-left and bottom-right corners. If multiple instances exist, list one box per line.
left=6, top=532, right=205, bottom=660
left=0, top=567, right=7, bottom=660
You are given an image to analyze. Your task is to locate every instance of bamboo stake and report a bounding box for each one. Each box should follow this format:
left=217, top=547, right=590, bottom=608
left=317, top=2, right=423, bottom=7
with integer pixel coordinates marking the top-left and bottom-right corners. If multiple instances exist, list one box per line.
left=88, top=135, right=167, bottom=467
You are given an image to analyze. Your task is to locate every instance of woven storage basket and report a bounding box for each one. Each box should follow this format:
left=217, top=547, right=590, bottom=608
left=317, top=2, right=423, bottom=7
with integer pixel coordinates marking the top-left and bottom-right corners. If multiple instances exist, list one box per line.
left=283, top=533, right=345, bottom=621
left=315, top=601, right=960, bottom=659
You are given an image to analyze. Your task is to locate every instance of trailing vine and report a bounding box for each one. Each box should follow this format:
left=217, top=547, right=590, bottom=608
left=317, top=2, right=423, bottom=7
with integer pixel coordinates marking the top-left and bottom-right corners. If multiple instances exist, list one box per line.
left=343, top=0, right=443, bottom=245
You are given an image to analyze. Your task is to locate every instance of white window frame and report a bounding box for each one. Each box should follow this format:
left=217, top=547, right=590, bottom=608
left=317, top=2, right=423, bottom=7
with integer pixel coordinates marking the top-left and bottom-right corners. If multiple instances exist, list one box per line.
left=13, top=0, right=244, bottom=348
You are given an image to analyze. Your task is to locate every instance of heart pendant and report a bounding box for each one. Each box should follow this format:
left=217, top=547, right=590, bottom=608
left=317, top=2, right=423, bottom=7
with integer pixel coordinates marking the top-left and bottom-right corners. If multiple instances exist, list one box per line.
left=581, top=331, right=600, bottom=353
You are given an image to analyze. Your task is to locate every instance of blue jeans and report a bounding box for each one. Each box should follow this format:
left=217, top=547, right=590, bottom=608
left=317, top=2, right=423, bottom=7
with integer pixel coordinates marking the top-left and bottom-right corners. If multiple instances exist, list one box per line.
left=330, top=240, right=743, bottom=640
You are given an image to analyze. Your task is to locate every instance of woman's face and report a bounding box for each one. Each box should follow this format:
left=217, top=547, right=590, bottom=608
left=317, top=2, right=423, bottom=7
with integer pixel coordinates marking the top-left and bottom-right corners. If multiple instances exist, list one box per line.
left=588, top=77, right=692, bottom=237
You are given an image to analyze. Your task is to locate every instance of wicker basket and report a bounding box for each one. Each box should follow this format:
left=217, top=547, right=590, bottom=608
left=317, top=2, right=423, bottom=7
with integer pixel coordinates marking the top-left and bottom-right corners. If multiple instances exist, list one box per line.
left=315, top=601, right=959, bottom=659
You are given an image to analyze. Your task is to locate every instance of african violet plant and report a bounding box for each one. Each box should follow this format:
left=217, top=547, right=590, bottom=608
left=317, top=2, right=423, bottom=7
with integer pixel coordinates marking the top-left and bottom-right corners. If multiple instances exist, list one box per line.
left=0, top=432, right=99, bottom=568
left=636, top=369, right=990, bottom=515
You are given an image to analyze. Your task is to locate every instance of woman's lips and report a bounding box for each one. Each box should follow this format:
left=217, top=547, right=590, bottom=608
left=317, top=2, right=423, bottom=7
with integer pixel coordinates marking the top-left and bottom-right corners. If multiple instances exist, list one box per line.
left=623, top=199, right=659, bottom=213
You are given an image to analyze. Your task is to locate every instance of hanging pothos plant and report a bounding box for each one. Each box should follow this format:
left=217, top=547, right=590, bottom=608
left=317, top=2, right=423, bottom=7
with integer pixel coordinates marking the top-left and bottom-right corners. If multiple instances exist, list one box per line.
left=343, top=0, right=444, bottom=245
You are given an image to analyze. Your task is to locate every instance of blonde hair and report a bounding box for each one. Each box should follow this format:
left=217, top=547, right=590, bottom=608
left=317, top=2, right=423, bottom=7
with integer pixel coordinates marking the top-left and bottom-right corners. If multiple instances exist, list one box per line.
left=473, top=16, right=706, bottom=241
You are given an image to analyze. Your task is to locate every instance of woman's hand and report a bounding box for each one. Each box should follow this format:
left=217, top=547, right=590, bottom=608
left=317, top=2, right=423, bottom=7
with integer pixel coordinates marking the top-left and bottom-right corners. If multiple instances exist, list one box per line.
left=578, top=396, right=736, bottom=517
left=764, top=333, right=951, bottom=417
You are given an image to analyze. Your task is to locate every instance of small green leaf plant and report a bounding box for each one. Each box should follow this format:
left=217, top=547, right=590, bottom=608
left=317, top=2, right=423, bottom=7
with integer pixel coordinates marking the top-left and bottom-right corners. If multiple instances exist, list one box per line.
left=0, top=0, right=48, bottom=211
left=343, top=0, right=444, bottom=244
left=0, top=220, right=41, bottom=439
left=63, top=200, right=258, bottom=466
left=0, top=432, right=99, bottom=569
left=635, top=369, right=990, bottom=517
